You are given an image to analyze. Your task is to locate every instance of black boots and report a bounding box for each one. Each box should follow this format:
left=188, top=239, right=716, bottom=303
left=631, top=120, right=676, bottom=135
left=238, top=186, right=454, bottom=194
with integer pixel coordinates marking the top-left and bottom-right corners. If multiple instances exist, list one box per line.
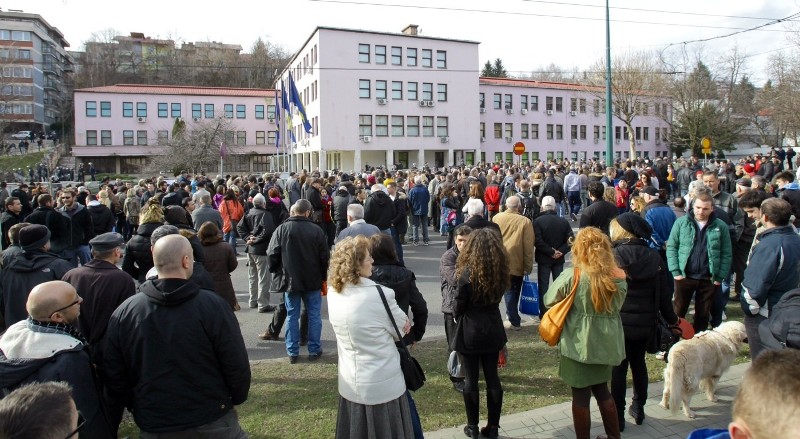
left=463, top=424, right=479, bottom=439
left=628, top=402, right=645, bottom=425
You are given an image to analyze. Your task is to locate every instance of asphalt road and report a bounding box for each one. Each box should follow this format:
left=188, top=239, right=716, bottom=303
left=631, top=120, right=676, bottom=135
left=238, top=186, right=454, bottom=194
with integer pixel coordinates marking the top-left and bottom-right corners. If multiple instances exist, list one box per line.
left=231, top=223, right=565, bottom=361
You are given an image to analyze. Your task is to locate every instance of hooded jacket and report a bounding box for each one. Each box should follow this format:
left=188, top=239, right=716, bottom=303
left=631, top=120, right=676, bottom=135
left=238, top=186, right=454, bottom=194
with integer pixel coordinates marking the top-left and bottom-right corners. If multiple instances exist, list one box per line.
left=267, top=216, right=330, bottom=293
left=103, top=278, right=250, bottom=433
left=333, top=188, right=352, bottom=225
left=121, top=221, right=160, bottom=283
left=777, top=181, right=800, bottom=228
left=370, top=263, right=428, bottom=344
left=741, top=225, right=800, bottom=318
left=87, top=202, right=115, bottom=235
left=641, top=198, right=677, bottom=250
left=0, top=250, right=74, bottom=329
left=0, top=320, right=114, bottom=438
left=59, top=203, right=95, bottom=248
left=364, top=190, right=395, bottom=230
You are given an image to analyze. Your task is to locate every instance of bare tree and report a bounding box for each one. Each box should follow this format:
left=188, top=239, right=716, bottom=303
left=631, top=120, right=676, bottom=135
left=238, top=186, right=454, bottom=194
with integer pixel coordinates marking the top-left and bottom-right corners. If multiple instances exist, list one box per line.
left=586, top=50, right=667, bottom=158
left=147, top=115, right=241, bottom=175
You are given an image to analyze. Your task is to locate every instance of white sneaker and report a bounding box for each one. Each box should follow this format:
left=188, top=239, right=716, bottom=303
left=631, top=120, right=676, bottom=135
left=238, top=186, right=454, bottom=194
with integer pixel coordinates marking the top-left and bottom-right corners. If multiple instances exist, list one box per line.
left=655, top=351, right=666, bottom=360
left=503, top=320, right=512, bottom=329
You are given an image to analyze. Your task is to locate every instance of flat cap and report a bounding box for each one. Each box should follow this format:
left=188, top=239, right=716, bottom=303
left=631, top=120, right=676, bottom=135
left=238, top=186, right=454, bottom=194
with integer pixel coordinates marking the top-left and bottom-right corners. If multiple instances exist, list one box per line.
left=89, top=232, right=125, bottom=253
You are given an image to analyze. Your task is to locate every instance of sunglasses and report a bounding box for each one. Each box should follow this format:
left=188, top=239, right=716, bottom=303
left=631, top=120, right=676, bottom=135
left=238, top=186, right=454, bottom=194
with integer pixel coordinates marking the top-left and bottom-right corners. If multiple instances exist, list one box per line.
left=64, top=411, right=85, bottom=438
left=50, top=296, right=82, bottom=318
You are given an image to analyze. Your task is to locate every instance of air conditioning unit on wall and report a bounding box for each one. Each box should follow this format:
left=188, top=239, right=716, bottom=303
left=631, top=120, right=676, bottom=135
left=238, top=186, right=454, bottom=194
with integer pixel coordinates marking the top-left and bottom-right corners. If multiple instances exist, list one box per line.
left=521, top=109, right=528, bottom=115
left=480, top=108, right=486, bottom=113
left=440, top=136, right=449, bottom=143
left=506, top=108, right=513, bottom=115
left=362, top=136, right=371, bottom=143
left=137, top=117, right=147, bottom=123
left=377, top=98, right=388, bottom=105
left=546, top=110, right=553, bottom=115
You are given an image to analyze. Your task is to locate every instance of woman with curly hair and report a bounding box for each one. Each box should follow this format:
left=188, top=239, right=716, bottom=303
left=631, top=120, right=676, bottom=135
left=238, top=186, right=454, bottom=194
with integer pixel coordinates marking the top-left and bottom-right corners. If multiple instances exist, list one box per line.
left=452, top=227, right=509, bottom=439
left=327, top=235, right=415, bottom=439
left=543, top=227, right=627, bottom=439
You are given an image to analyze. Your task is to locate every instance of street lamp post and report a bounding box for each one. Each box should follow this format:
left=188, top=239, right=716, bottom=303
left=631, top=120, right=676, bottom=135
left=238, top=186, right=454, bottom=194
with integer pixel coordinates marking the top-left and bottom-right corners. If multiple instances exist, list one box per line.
left=605, top=0, right=614, bottom=167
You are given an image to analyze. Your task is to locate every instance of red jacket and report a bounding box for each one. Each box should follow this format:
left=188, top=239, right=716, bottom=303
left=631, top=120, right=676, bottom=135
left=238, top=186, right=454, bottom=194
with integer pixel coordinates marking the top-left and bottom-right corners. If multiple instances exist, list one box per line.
left=484, top=184, right=501, bottom=212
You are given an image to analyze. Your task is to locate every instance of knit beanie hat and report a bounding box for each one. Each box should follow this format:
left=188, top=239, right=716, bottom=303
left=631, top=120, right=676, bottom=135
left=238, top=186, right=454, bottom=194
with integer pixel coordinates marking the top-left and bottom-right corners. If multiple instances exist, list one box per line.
left=19, top=224, right=51, bottom=251
left=164, top=205, right=190, bottom=226
left=616, top=212, right=652, bottom=240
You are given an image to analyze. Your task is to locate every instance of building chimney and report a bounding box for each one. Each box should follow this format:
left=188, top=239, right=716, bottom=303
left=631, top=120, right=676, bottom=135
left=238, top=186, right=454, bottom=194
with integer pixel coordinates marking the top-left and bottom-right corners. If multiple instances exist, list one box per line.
left=402, top=24, right=419, bottom=36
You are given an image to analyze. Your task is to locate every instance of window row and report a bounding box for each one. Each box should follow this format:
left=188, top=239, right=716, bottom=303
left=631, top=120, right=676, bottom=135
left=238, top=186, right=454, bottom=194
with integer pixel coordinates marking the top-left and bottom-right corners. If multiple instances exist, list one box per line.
left=1, top=85, right=33, bottom=96
left=0, top=103, right=33, bottom=115
left=481, top=123, right=664, bottom=141
left=358, top=44, right=447, bottom=69
left=84, top=130, right=279, bottom=146
left=358, top=115, right=449, bottom=137
left=1, top=67, right=32, bottom=78
left=85, top=101, right=277, bottom=120
left=0, top=48, right=30, bottom=60
left=479, top=93, right=667, bottom=117
left=359, top=80, right=447, bottom=102
left=0, top=30, right=32, bottom=41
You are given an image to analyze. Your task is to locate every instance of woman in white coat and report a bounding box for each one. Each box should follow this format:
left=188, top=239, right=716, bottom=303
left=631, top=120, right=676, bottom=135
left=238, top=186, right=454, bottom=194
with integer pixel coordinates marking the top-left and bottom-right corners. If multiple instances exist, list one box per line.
left=328, top=235, right=415, bottom=439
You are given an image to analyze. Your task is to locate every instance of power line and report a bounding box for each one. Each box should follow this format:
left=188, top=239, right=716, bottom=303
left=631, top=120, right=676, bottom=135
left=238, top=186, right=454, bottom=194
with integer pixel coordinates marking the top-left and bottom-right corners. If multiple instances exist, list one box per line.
left=307, top=0, right=792, bottom=33
left=665, top=11, right=800, bottom=47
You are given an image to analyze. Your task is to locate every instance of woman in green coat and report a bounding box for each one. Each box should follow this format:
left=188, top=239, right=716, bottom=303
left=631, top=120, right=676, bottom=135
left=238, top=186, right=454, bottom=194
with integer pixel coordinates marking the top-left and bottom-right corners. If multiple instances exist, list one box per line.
left=543, top=226, right=627, bottom=439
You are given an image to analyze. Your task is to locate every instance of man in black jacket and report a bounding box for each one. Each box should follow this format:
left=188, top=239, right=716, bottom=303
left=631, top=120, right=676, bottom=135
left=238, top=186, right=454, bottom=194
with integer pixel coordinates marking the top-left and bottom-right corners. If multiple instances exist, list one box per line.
left=58, top=189, right=95, bottom=266
left=579, top=182, right=618, bottom=236
left=267, top=200, right=329, bottom=364
left=0, top=196, right=21, bottom=249
left=103, top=234, right=250, bottom=436
left=533, top=196, right=574, bottom=317
left=363, top=184, right=396, bottom=233
left=237, top=193, right=276, bottom=312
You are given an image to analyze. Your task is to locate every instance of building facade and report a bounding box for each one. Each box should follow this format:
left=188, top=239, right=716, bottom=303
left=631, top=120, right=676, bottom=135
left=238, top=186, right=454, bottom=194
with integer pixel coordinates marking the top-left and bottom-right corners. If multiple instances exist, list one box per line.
left=72, top=85, right=278, bottom=174
left=0, top=11, right=72, bottom=134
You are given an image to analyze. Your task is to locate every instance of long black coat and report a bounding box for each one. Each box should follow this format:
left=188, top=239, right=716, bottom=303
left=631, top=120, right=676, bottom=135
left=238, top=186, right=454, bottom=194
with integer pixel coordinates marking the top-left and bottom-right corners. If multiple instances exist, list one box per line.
left=267, top=216, right=329, bottom=294
left=122, top=222, right=160, bottom=282
left=612, top=238, right=678, bottom=341
left=533, top=211, right=574, bottom=265
left=371, top=263, right=428, bottom=344
left=452, top=270, right=507, bottom=354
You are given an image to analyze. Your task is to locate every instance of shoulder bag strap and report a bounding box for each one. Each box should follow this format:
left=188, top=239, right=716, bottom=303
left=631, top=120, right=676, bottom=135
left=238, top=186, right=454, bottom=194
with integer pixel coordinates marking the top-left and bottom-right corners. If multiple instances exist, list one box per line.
left=565, top=267, right=581, bottom=304
left=376, top=285, right=411, bottom=353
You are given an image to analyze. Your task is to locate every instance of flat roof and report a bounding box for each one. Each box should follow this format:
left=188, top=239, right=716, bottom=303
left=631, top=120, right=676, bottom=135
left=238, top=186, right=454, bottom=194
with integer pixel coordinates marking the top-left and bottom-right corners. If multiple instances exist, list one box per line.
left=75, top=84, right=275, bottom=97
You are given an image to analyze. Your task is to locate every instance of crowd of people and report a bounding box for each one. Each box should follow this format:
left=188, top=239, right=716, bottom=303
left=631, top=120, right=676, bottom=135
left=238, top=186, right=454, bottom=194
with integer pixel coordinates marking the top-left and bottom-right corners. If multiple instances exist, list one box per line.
left=0, top=146, right=797, bottom=437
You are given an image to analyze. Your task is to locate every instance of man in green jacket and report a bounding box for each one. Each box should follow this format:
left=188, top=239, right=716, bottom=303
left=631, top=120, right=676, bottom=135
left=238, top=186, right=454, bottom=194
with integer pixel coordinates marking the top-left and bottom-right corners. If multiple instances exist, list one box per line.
left=666, top=192, right=732, bottom=333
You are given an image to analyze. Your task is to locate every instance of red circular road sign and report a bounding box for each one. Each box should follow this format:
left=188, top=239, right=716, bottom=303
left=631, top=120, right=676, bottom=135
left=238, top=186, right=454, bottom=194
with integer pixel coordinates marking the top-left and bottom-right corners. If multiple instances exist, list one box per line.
left=513, top=142, right=525, bottom=155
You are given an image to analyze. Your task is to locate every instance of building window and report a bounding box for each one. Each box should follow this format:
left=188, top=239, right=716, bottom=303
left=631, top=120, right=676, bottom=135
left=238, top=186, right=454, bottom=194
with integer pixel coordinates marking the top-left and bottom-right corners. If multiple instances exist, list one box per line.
left=479, top=93, right=485, bottom=109
left=422, top=83, right=433, bottom=101
left=493, top=94, right=502, bottom=110
left=158, top=103, right=168, bottom=118
left=407, top=48, right=417, bottom=66
left=267, top=131, right=277, bottom=145
left=602, top=126, right=607, bottom=140
left=494, top=123, right=502, bottom=139
left=594, top=126, right=600, bottom=140
left=192, top=103, right=201, bottom=119
left=570, top=98, right=577, bottom=112
left=436, top=50, right=447, bottom=69
left=531, top=96, right=539, bottom=111
left=376, top=115, right=389, bottom=136
left=655, top=127, right=661, bottom=141
left=171, top=103, right=181, bottom=118
left=555, top=97, right=563, bottom=112
left=17, top=49, right=31, bottom=59
left=101, top=130, right=112, bottom=146
left=237, top=131, right=246, bottom=145
left=123, top=130, right=134, bottom=145
left=375, top=45, right=386, bottom=64
left=392, top=81, right=403, bottom=100
left=579, top=99, right=586, bottom=113
left=224, top=104, right=234, bottom=118
left=643, top=127, right=649, bottom=140
left=391, top=47, right=402, bottom=65
left=392, top=116, right=404, bottom=136
left=421, top=49, right=432, bottom=68
left=531, top=124, right=539, bottom=139
left=123, top=102, right=134, bottom=117
left=86, top=130, right=97, bottom=145
left=157, top=130, right=168, bottom=144
left=85, top=101, right=97, bottom=117
left=137, top=130, right=148, bottom=146
left=359, top=44, right=370, bottom=63
left=521, top=123, right=529, bottom=139
left=580, top=125, right=587, bottom=140
left=407, top=116, right=420, bottom=137
left=556, top=125, right=563, bottom=139
left=504, top=94, right=512, bottom=110
left=359, top=115, right=372, bottom=137
left=236, top=105, right=246, bottom=119
left=480, top=122, right=486, bottom=139
left=571, top=125, right=578, bottom=140
left=359, top=79, right=371, bottom=98
left=521, top=95, right=528, bottom=109
left=205, top=104, right=214, bottom=118
left=546, top=97, right=553, bottom=111
left=546, top=124, right=554, bottom=140
left=376, top=80, right=387, bottom=99
left=642, top=103, right=649, bottom=116
left=136, top=102, right=147, bottom=118
left=256, top=131, right=266, bottom=144
left=437, top=117, right=449, bottom=137
left=225, top=131, right=235, bottom=145
left=100, top=101, right=111, bottom=117
left=504, top=123, right=512, bottom=138
left=437, top=84, right=447, bottom=102
left=407, top=82, right=418, bottom=100
left=256, top=105, right=265, bottom=119
left=422, top=116, right=434, bottom=137
left=615, top=126, right=621, bottom=140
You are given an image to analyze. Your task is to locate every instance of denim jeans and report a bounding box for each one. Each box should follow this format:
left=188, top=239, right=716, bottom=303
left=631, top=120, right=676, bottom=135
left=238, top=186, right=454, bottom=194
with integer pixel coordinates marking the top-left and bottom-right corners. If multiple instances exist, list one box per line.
left=744, top=314, right=767, bottom=360
left=412, top=214, right=429, bottom=243
left=61, top=245, right=91, bottom=267
left=223, top=230, right=237, bottom=253
left=139, top=409, right=247, bottom=439
left=537, top=263, right=564, bottom=318
left=567, top=191, right=581, bottom=215
left=285, top=290, right=322, bottom=357
left=710, top=274, right=732, bottom=328
left=504, top=275, right=524, bottom=327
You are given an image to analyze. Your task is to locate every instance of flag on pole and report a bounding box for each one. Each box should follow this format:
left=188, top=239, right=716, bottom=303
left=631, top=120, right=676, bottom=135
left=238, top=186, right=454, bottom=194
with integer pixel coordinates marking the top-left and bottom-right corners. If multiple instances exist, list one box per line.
left=281, top=79, right=296, bottom=143
left=274, top=89, right=281, bottom=148
left=220, top=141, right=227, bottom=159
left=288, top=72, right=313, bottom=134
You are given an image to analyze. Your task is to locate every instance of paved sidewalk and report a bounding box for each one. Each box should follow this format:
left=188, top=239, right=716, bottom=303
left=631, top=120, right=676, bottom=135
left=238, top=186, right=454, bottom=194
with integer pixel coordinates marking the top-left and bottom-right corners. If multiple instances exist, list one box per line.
left=425, top=362, right=749, bottom=439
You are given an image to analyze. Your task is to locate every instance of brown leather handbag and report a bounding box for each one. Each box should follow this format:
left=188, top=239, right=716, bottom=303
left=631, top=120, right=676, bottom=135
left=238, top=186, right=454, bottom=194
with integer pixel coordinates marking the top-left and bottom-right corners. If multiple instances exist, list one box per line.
left=538, top=267, right=581, bottom=346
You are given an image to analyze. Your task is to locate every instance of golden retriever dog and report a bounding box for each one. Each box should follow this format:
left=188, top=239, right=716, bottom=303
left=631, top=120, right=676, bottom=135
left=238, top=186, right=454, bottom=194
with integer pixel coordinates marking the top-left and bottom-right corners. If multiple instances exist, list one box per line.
left=659, top=321, right=747, bottom=418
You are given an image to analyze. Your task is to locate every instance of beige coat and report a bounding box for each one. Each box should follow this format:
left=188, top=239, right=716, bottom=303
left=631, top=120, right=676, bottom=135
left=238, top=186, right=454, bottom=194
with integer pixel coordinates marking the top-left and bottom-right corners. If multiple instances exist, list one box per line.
left=492, top=210, right=535, bottom=276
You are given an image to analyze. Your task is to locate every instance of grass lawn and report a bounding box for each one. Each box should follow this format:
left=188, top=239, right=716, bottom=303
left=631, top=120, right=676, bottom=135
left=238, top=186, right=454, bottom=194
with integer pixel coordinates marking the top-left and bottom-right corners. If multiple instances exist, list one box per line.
left=0, top=151, right=46, bottom=173
left=119, top=302, right=750, bottom=438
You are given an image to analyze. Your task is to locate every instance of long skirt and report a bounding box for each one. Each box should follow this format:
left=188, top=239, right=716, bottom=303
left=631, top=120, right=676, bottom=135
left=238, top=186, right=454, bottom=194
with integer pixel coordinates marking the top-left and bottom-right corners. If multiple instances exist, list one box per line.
left=335, top=394, right=414, bottom=439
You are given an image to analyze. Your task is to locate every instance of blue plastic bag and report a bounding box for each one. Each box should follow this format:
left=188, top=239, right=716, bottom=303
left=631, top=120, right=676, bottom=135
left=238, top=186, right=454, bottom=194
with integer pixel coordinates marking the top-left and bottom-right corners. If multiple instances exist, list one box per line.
left=518, top=275, right=539, bottom=316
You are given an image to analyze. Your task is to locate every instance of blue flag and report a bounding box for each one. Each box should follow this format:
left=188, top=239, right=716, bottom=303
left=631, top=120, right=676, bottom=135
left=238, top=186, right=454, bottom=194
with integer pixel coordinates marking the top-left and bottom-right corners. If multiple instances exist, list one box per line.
left=274, top=89, right=281, bottom=148
left=281, top=80, right=296, bottom=143
left=289, top=72, right=313, bottom=134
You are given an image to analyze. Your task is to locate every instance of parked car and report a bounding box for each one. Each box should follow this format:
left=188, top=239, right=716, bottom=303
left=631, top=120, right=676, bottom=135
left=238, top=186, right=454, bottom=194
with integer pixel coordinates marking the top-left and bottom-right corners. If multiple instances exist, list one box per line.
left=11, top=131, right=31, bottom=140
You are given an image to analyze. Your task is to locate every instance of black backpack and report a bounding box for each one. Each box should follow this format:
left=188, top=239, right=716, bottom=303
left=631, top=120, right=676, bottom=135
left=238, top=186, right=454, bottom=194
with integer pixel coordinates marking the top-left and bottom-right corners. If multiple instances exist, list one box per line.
left=760, top=288, right=800, bottom=351
left=519, top=195, right=539, bottom=221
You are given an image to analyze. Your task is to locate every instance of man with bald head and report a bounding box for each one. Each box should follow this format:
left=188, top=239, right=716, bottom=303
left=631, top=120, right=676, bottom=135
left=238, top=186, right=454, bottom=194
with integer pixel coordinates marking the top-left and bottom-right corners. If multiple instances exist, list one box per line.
left=103, top=235, right=250, bottom=436
left=0, top=281, right=114, bottom=438
left=492, top=195, right=535, bottom=330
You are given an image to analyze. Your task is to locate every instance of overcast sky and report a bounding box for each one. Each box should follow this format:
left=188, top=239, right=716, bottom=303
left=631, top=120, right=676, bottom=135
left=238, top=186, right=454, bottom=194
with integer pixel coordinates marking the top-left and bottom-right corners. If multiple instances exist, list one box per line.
left=9, top=0, right=798, bottom=85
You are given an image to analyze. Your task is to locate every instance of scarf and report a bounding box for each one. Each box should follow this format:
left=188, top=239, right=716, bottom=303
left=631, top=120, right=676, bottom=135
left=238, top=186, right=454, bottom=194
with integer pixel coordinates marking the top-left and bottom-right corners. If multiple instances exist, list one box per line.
left=27, top=317, right=88, bottom=346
